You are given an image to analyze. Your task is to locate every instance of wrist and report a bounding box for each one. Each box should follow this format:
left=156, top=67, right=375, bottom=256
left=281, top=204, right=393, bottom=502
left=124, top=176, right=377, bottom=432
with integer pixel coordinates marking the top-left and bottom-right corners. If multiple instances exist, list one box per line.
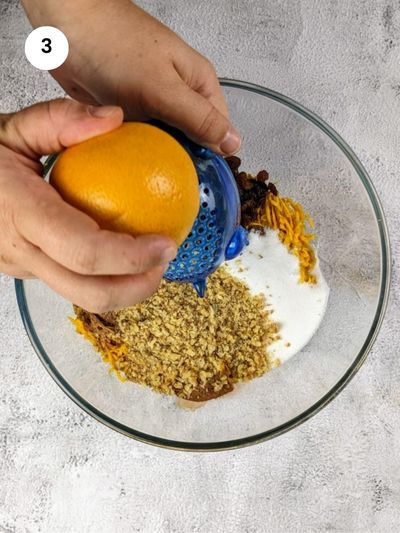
left=22, top=0, right=136, bottom=86
left=21, top=0, right=133, bottom=29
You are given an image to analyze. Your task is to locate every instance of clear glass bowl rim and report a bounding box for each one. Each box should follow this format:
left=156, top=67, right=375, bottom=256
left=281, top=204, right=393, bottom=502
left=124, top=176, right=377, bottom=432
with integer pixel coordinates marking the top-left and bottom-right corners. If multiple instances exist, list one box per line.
left=15, top=79, right=391, bottom=452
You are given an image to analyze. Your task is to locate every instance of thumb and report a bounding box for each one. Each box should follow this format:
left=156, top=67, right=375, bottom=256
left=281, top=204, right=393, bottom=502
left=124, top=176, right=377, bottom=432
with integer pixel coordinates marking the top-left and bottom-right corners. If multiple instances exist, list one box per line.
left=154, top=82, right=241, bottom=155
left=0, top=98, right=123, bottom=159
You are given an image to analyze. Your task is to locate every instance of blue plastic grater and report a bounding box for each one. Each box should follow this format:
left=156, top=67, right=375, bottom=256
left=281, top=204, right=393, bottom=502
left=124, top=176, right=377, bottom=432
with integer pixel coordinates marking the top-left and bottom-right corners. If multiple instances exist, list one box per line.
left=159, top=125, right=248, bottom=297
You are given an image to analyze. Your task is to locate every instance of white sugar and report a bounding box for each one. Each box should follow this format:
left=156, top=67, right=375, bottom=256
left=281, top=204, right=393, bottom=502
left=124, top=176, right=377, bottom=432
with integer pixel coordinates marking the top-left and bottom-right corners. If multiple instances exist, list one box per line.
left=226, top=229, right=329, bottom=364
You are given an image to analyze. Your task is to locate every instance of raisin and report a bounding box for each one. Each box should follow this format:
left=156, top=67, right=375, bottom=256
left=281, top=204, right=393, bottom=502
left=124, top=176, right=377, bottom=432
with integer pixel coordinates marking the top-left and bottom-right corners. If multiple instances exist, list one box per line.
left=237, top=172, right=253, bottom=190
left=256, top=169, right=269, bottom=182
left=268, top=183, right=278, bottom=196
left=225, top=155, right=241, bottom=171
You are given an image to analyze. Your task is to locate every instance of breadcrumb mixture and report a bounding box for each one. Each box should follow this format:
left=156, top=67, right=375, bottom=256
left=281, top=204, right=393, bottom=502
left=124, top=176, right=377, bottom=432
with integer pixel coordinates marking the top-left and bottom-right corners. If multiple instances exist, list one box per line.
left=73, top=267, right=279, bottom=401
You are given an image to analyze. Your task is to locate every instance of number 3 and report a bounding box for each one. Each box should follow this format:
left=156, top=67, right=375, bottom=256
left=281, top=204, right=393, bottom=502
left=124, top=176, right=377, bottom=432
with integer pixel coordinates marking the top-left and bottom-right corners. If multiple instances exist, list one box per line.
left=41, top=38, right=52, bottom=54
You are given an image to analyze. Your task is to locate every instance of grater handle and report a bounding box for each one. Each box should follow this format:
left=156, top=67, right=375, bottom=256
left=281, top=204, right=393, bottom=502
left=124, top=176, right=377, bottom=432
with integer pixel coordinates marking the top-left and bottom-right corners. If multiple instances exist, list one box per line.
left=225, top=226, right=248, bottom=261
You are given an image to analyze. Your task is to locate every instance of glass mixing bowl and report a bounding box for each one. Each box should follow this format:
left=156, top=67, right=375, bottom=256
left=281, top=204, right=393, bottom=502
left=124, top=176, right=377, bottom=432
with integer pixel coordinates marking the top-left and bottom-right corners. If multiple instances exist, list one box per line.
left=15, top=80, right=390, bottom=451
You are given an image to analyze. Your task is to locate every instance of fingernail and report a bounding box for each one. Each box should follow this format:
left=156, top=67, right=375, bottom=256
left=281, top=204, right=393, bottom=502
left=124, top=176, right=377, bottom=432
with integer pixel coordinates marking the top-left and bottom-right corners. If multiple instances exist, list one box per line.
left=220, top=127, right=241, bottom=155
left=161, top=246, right=177, bottom=265
left=88, top=105, right=119, bottom=118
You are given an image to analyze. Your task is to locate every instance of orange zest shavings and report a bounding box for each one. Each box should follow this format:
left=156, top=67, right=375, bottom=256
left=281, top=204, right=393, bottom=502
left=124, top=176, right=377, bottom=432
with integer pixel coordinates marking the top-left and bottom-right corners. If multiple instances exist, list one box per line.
left=69, top=316, right=128, bottom=382
left=249, top=192, right=317, bottom=284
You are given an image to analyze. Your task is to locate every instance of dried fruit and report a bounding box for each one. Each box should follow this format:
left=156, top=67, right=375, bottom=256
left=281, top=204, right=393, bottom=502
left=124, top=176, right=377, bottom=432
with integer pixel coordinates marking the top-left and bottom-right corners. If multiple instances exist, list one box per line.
left=257, top=170, right=269, bottom=182
left=225, top=155, right=241, bottom=172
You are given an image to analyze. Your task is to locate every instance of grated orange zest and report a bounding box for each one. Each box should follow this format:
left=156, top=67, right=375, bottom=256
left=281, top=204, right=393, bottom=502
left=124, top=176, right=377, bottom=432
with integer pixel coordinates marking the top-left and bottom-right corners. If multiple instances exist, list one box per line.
left=249, top=192, right=317, bottom=284
left=69, top=317, right=128, bottom=382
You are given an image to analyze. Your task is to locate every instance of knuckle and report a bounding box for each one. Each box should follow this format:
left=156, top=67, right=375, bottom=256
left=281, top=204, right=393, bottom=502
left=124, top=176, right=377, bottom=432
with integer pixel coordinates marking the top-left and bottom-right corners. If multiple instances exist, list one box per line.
left=124, top=235, right=151, bottom=273
left=0, top=113, right=13, bottom=143
left=196, top=106, right=225, bottom=142
left=202, top=57, right=216, bottom=75
left=129, top=250, right=146, bottom=274
left=85, top=287, right=114, bottom=314
left=71, top=241, right=99, bottom=274
left=144, top=270, right=163, bottom=295
left=47, top=98, right=75, bottom=125
left=0, top=253, right=13, bottom=266
left=98, top=286, right=116, bottom=313
left=1, top=111, right=36, bottom=156
left=0, top=246, right=33, bottom=278
left=0, top=114, right=21, bottom=152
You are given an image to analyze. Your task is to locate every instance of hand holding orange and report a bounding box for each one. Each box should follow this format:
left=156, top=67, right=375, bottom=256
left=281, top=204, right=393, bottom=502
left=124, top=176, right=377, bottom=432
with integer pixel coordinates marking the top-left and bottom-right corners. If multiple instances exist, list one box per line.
left=51, top=122, right=200, bottom=245
left=0, top=98, right=202, bottom=313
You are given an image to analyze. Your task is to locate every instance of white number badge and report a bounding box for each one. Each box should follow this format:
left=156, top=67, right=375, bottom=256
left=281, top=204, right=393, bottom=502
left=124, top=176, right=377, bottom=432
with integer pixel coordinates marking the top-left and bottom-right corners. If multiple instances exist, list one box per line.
left=25, top=26, right=69, bottom=71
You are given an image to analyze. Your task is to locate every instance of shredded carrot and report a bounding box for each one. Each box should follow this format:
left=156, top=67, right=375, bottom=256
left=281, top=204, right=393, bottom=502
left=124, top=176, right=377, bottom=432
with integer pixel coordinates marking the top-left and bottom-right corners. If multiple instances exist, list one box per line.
left=69, top=317, right=128, bottom=381
left=249, top=193, right=317, bottom=284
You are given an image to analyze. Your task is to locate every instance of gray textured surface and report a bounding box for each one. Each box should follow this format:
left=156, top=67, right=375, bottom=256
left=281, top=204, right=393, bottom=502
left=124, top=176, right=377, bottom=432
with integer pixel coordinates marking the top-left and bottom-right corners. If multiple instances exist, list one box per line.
left=0, top=0, right=399, bottom=531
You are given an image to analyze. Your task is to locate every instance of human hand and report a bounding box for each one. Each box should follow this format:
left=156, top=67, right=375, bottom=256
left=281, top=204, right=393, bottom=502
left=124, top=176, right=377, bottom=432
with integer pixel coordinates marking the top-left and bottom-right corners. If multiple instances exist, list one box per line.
left=22, top=0, right=241, bottom=155
left=0, top=99, right=177, bottom=312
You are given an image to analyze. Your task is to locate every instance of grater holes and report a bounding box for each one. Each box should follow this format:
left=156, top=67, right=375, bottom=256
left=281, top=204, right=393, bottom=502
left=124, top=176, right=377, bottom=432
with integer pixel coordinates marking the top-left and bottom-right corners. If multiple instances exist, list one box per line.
left=165, top=189, right=225, bottom=282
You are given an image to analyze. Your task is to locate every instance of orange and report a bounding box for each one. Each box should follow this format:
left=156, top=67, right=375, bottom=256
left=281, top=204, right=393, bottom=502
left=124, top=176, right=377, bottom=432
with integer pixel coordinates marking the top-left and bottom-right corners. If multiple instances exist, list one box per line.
left=50, top=123, right=199, bottom=245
